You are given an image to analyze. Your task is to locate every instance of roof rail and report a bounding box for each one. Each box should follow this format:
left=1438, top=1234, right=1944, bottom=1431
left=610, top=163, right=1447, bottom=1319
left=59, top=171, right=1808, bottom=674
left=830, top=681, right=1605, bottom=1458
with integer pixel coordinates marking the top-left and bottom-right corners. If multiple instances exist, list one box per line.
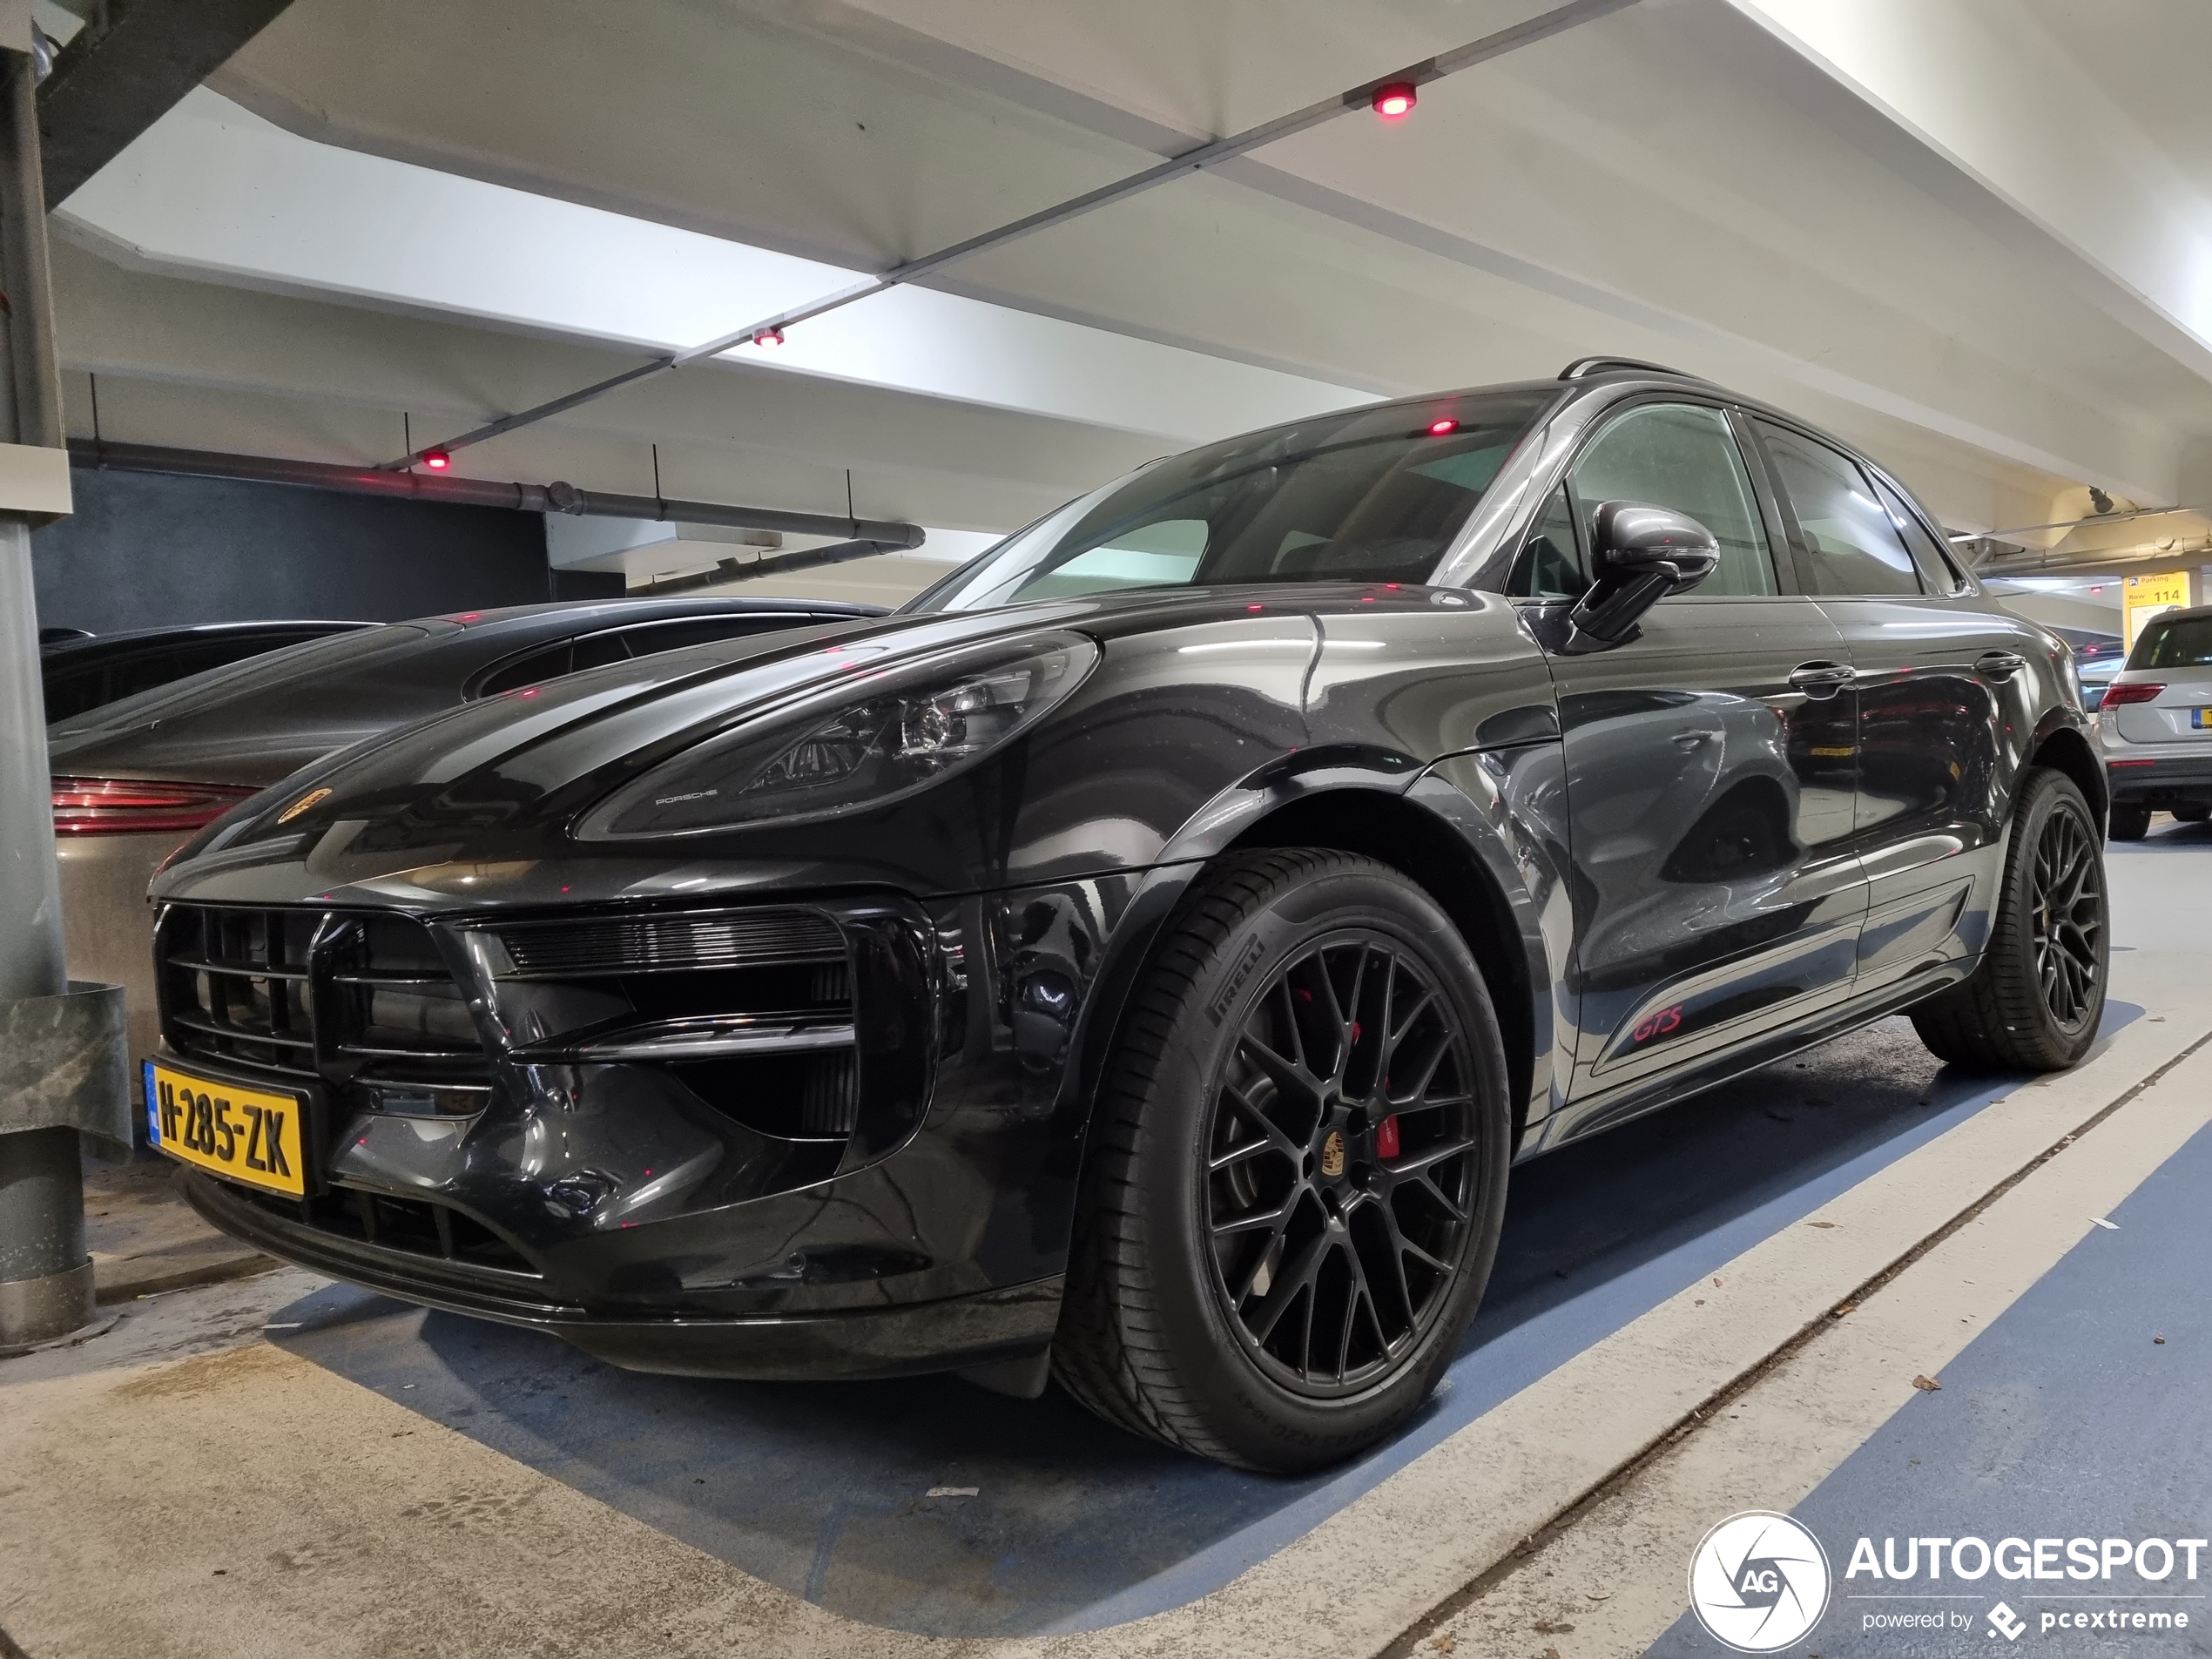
left=1557, top=356, right=1702, bottom=381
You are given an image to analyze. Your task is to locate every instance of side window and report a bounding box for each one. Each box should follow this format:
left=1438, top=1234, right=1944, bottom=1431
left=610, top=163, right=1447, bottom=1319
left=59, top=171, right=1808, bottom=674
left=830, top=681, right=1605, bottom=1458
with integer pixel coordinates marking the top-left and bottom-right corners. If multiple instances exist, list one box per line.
left=1567, top=403, right=1777, bottom=596
left=1508, top=485, right=1583, bottom=597
left=474, top=641, right=576, bottom=698
left=1871, top=475, right=1966, bottom=595
left=611, top=616, right=815, bottom=658
left=1755, top=422, right=1923, bottom=597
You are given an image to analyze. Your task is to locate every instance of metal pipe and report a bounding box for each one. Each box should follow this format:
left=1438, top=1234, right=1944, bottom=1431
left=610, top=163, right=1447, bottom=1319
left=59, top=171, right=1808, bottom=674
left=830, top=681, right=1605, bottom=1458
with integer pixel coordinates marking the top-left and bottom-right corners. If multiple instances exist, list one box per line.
left=68, top=438, right=926, bottom=548
left=632, top=536, right=911, bottom=595
left=0, top=46, right=91, bottom=1351
left=1947, top=503, right=2212, bottom=543
left=384, top=0, right=1640, bottom=472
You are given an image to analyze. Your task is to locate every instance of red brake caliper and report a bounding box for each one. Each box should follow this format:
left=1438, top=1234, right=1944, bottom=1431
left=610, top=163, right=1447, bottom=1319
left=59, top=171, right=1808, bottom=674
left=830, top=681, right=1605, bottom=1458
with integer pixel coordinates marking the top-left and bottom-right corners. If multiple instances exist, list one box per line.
left=1375, top=1113, right=1400, bottom=1160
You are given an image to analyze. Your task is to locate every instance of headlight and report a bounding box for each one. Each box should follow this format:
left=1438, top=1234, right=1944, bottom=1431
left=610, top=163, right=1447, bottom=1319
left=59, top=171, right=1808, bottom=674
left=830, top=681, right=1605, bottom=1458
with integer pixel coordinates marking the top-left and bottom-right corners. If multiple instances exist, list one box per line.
left=577, top=634, right=1097, bottom=838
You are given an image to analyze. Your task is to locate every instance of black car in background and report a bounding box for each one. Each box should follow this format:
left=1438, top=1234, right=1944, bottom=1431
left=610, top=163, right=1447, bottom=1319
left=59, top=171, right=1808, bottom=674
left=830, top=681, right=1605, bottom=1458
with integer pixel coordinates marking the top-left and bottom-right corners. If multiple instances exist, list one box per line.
left=145, top=363, right=2107, bottom=1473
left=49, top=596, right=884, bottom=1062
left=42, top=620, right=373, bottom=722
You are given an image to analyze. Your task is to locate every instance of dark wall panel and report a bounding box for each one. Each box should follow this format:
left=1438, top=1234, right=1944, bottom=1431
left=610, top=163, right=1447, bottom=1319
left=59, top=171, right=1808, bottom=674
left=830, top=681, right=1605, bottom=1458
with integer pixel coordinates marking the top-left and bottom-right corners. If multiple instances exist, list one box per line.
left=31, top=467, right=620, bottom=633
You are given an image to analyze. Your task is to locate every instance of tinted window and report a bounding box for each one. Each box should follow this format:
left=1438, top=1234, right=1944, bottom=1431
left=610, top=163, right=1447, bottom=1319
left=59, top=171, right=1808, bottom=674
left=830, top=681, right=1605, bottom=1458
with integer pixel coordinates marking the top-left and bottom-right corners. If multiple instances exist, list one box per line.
left=614, top=615, right=818, bottom=655
left=2134, top=617, right=2212, bottom=670
left=48, top=624, right=421, bottom=738
left=1871, top=476, right=1966, bottom=594
left=475, top=642, right=576, bottom=697
left=40, top=664, right=108, bottom=722
left=1508, top=485, right=1583, bottom=597
left=1568, top=403, right=1777, bottom=596
left=1757, top=423, right=1922, bottom=596
left=907, top=391, right=1551, bottom=611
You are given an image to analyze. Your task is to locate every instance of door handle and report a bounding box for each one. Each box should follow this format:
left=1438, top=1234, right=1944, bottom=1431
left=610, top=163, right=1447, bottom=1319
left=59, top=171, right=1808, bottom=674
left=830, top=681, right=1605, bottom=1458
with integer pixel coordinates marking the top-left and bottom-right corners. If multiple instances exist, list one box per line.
left=1789, top=661, right=1856, bottom=698
left=1977, top=650, right=2027, bottom=680
left=1672, top=731, right=1712, bottom=750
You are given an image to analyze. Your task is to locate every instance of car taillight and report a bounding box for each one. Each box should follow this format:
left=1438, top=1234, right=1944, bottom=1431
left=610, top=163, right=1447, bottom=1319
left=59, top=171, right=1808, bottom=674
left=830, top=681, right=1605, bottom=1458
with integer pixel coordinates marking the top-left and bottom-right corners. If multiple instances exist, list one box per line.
left=51, top=777, right=259, bottom=836
left=2099, top=683, right=2165, bottom=708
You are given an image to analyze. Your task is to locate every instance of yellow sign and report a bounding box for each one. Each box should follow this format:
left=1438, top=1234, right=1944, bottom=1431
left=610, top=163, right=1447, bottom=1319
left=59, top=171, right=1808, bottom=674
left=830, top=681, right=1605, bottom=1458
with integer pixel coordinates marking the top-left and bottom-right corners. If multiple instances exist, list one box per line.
left=145, top=1061, right=308, bottom=1196
left=2124, top=570, right=2194, bottom=651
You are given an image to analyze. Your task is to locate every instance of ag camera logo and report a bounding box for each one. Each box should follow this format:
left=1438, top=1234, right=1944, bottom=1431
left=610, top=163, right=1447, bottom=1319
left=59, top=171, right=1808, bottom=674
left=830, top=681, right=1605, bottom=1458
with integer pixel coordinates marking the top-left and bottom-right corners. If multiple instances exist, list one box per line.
left=1689, top=1511, right=1832, bottom=1652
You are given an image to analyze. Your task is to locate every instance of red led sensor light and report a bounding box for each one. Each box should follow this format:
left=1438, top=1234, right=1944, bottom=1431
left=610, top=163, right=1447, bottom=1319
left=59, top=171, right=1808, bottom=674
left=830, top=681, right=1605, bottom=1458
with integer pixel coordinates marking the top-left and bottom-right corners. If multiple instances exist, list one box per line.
left=1372, top=82, right=1418, bottom=120
left=1428, top=417, right=1458, bottom=435
left=754, top=327, right=786, bottom=348
left=421, top=449, right=451, bottom=471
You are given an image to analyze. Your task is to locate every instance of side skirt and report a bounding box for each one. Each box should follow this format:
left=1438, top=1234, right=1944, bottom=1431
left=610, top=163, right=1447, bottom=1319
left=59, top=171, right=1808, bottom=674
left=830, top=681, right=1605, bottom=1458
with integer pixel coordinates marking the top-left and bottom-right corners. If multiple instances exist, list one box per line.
left=1518, top=961, right=1975, bottom=1158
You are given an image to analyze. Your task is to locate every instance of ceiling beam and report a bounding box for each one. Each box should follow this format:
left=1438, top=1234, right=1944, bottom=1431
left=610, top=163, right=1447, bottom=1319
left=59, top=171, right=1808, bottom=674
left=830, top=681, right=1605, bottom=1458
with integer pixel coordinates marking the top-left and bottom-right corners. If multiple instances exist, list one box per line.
left=37, top=0, right=297, bottom=206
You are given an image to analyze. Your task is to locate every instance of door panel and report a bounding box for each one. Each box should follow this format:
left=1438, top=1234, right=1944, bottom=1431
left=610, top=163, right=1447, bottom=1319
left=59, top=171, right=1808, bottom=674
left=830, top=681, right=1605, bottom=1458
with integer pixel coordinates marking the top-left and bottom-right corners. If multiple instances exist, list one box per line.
left=1750, top=418, right=2027, bottom=991
left=1552, top=598, right=1866, bottom=1100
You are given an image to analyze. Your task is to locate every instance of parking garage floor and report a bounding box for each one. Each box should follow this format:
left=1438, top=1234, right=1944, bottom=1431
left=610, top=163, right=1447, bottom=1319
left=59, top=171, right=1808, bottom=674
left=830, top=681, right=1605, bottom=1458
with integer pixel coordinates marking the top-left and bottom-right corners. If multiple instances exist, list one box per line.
left=6, top=825, right=2210, bottom=1659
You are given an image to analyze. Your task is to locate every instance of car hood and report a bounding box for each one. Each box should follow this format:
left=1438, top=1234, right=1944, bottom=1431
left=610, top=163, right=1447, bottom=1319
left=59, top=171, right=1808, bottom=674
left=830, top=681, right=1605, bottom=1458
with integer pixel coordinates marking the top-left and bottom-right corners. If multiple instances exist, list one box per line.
left=152, top=585, right=1406, bottom=907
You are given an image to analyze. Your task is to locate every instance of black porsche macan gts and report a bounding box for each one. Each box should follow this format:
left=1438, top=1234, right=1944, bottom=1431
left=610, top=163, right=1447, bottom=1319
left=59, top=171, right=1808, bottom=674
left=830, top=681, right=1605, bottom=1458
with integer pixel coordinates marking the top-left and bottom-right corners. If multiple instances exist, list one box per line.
left=145, top=361, right=2109, bottom=1472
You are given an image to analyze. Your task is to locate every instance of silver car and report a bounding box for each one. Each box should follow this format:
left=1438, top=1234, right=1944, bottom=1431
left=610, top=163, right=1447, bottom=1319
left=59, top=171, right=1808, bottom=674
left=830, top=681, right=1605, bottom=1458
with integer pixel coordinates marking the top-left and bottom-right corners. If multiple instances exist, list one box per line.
left=48, top=597, right=881, bottom=1069
left=2093, top=603, right=2212, bottom=839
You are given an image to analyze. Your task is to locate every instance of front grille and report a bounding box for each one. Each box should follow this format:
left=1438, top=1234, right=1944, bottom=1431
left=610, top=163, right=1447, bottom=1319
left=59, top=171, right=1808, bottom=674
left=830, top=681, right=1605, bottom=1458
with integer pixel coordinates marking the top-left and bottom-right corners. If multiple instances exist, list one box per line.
left=232, top=1184, right=536, bottom=1275
left=158, top=899, right=929, bottom=1228
left=496, top=908, right=843, bottom=978
left=483, top=907, right=861, bottom=1142
left=158, top=906, right=491, bottom=1107
left=159, top=908, right=321, bottom=1082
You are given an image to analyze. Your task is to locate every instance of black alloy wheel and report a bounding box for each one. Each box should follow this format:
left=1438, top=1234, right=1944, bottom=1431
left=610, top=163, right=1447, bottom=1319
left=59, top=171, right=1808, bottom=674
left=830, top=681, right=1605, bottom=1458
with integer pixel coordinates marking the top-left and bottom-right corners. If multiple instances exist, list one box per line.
left=1204, top=936, right=1477, bottom=1395
left=1912, top=766, right=2109, bottom=1070
left=2028, top=799, right=2101, bottom=1029
left=1054, top=849, right=1511, bottom=1474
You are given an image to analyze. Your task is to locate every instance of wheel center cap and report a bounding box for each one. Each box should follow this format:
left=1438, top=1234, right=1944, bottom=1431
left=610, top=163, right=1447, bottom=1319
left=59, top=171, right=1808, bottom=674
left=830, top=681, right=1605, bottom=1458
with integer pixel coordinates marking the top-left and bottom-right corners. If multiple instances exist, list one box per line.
left=1318, top=1129, right=1346, bottom=1179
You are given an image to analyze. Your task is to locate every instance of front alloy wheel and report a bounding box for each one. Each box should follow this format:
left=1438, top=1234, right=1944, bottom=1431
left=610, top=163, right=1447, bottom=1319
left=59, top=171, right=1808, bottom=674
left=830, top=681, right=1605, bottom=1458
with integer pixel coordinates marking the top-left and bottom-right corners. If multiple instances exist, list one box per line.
left=1054, top=849, right=1510, bottom=1473
left=1205, top=936, right=1478, bottom=1396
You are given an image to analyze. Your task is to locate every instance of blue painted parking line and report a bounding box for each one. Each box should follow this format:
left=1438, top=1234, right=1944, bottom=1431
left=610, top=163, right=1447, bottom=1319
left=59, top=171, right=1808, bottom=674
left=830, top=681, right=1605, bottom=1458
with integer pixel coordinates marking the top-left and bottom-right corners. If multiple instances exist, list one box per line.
left=271, top=1010, right=2134, bottom=1638
left=1649, top=1089, right=2209, bottom=1657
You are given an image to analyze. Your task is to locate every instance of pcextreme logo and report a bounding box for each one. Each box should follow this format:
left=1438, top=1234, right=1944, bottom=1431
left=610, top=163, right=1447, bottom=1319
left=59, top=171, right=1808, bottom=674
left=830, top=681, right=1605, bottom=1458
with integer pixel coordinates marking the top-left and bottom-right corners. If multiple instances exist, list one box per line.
left=1688, top=1511, right=1832, bottom=1653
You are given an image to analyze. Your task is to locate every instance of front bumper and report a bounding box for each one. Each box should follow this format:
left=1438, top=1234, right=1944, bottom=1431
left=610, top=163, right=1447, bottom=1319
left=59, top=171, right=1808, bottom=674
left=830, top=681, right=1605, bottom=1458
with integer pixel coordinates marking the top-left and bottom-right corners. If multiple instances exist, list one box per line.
left=182, top=1168, right=1062, bottom=1379
left=157, top=870, right=1183, bottom=1379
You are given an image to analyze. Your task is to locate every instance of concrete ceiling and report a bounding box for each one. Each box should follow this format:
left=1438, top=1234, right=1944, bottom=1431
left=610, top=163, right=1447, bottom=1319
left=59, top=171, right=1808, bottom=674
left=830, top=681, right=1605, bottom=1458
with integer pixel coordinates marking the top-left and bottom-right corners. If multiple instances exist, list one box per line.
left=38, top=0, right=2212, bottom=595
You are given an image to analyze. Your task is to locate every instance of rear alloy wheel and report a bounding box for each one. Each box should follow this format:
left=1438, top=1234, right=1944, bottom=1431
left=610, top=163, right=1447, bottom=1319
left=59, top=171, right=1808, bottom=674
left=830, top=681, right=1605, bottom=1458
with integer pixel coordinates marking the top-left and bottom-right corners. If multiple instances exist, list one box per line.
left=1053, top=849, right=1510, bottom=1473
left=2107, top=803, right=2151, bottom=841
left=1912, top=766, right=2109, bottom=1070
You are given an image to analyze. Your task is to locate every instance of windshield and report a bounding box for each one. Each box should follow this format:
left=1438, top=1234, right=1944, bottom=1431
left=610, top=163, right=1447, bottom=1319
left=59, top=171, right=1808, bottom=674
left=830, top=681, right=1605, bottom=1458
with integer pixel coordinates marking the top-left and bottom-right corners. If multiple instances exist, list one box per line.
left=907, top=390, right=1553, bottom=613
left=2131, top=617, right=2212, bottom=671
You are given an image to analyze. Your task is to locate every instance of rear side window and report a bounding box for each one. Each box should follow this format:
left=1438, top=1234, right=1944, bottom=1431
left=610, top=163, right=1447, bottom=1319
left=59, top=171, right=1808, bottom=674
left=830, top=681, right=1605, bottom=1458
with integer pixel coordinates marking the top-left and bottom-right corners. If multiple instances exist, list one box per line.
left=1567, top=403, right=1777, bottom=596
left=1871, top=476, right=1967, bottom=594
left=1756, top=422, right=1922, bottom=596
left=2134, top=617, right=2212, bottom=670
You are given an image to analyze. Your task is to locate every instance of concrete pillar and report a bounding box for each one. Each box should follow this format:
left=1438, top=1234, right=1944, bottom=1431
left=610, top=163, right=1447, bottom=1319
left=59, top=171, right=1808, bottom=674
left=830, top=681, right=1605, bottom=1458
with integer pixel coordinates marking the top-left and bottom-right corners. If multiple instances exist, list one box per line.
left=0, top=43, right=92, bottom=1349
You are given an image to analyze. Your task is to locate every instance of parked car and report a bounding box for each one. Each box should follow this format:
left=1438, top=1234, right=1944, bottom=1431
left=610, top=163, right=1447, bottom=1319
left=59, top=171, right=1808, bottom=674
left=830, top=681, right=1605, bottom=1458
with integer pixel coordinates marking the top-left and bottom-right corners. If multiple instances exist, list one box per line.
left=42, top=620, right=374, bottom=722
left=2047, top=624, right=2126, bottom=711
left=50, top=596, right=885, bottom=1065
left=2093, top=604, right=2212, bottom=838
left=144, top=363, right=2106, bottom=1473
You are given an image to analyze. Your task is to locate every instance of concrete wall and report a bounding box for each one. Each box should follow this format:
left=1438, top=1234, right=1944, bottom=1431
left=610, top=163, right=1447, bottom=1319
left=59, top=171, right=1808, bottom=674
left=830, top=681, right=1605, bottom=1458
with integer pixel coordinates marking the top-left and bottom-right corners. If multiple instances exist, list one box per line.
left=30, top=467, right=616, bottom=634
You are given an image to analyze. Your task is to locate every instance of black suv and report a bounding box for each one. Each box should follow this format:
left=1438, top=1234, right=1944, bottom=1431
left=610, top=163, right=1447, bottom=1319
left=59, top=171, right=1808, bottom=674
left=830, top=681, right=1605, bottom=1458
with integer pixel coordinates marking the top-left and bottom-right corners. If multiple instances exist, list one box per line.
left=147, top=361, right=2106, bottom=1474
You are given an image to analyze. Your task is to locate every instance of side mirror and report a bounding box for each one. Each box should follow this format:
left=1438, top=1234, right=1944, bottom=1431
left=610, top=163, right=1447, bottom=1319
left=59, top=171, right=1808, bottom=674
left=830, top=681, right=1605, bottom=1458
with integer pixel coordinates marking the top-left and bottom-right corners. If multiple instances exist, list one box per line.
left=1562, top=500, right=1721, bottom=649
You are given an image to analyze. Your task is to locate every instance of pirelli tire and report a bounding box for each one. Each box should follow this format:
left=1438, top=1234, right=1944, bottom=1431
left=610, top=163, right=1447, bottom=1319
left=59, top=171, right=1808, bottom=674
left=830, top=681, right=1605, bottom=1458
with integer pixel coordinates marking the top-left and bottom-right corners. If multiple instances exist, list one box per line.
left=1912, top=766, right=2109, bottom=1071
left=1052, top=848, right=1512, bottom=1474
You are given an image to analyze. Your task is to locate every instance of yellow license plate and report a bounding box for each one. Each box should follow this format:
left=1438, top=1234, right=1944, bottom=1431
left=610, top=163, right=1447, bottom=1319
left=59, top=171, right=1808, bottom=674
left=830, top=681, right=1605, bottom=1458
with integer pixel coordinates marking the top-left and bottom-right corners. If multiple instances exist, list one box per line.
left=144, top=1061, right=307, bottom=1197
